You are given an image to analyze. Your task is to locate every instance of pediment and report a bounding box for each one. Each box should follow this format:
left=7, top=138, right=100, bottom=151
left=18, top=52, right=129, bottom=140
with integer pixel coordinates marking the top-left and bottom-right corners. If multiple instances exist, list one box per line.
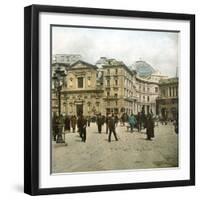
left=70, top=60, right=97, bottom=70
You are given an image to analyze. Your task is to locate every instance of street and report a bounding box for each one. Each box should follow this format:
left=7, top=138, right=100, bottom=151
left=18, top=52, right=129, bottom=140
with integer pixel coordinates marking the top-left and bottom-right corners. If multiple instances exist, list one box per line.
left=52, top=122, right=178, bottom=173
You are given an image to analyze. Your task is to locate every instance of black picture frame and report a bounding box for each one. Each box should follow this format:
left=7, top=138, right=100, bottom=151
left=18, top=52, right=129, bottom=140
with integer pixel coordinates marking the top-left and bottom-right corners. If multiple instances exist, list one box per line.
left=24, top=4, right=195, bottom=196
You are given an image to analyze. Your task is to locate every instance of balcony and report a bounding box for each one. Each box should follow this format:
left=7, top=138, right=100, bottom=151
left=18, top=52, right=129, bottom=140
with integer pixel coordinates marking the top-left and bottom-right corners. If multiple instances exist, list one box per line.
left=104, top=96, right=119, bottom=100
left=124, top=96, right=137, bottom=102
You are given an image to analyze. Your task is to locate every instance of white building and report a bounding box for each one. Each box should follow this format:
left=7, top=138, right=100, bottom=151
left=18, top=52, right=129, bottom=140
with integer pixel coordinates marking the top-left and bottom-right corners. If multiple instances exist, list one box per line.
left=53, top=54, right=81, bottom=65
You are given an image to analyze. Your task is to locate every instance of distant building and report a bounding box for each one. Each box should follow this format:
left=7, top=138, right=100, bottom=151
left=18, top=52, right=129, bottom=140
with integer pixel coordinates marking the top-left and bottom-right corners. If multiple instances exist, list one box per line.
left=134, top=60, right=167, bottom=114
left=135, top=75, right=159, bottom=114
left=151, top=70, right=168, bottom=82
left=156, top=77, right=178, bottom=120
left=52, top=54, right=81, bottom=65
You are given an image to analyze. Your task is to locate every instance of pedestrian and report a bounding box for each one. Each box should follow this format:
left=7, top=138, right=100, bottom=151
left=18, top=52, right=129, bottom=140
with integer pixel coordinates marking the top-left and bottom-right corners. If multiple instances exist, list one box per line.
left=108, top=114, right=118, bottom=142
left=78, top=113, right=87, bottom=142
left=114, top=114, right=119, bottom=127
left=96, top=113, right=104, bottom=133
left=64, top=115, right=71, bottom=132
left=71, top=115, right=77, bottom=133
left=141, top=106, right=146, bottom=129
left=105, top=113, right=110, bottom=134
left=146, top=112, right=155, bottom=140
left=77, top=115, right=81, bottom=137
left=87, top=116, right=91, bottom=127
left=125, top=112, right=129, bottom=125
left=128, top=113, right=137, bottom=133
left=121, top=113, right=125, bottom=126
left=52, top=113, right=58, bottom=141
left=137, top=112, right=142, bottom=132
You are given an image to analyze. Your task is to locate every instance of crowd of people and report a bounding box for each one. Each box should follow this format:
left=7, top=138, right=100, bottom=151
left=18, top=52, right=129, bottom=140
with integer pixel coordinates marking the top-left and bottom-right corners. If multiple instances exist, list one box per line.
left=52, top=107, right=168, bottom=143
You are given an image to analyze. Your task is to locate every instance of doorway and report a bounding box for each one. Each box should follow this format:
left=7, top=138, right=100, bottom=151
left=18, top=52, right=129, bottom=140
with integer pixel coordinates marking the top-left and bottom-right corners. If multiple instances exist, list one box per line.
left=76, top=104, right=83, bottom=116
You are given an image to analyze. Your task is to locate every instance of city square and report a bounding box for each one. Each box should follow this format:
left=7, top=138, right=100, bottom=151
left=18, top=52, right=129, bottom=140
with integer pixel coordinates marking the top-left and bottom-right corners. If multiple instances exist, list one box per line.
left=51, top=27, right=179, bottom=173
left=52, top=122, right=178, bottom=173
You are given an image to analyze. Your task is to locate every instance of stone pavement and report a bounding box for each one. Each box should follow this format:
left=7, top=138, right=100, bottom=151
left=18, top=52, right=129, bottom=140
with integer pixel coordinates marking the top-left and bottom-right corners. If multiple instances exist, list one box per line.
left=52, top=122, right=178, bottom=173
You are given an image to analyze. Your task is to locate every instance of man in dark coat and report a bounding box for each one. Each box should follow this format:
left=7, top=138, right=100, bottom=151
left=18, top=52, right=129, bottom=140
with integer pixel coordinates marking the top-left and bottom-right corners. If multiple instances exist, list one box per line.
left=52, top=113, right=59, bottom=141
left=121, top=112, right=128, bottom=126
left=64, top=115, right=71, bottom=132
left=137, top=112, right=142, bottom=132
left=141, top=106, right=146, bottom=129
left=146, top=112, right=155, bottom=140
left=108, top=114, right=118, bottom=142
left=70, top=115, right=77, bottom=133
left=87, top=116, right=91, bottom=127
left=105, top=113, right=109, bottom=134
left=78, top=113, right=87, bottom=142
left=96, top=113, right=104, bottom=133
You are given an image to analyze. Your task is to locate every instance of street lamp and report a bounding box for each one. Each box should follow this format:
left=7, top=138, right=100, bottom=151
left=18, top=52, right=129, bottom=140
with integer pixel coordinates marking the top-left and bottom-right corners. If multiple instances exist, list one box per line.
left=52, top=67, right=67, bottom=143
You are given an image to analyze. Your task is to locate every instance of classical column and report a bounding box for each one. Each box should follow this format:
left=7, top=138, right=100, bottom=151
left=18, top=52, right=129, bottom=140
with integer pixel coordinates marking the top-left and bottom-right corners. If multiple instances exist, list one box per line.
left=168, top=87, right=170, bottom=97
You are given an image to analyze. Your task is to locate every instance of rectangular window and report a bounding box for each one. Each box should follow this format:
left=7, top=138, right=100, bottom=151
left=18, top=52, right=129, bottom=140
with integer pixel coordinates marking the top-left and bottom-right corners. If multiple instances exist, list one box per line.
left=115, top=80, right=118, bottom=85
left=155, top=87, right=158, bottom=92
left=77, top=77, right=83, bottom=88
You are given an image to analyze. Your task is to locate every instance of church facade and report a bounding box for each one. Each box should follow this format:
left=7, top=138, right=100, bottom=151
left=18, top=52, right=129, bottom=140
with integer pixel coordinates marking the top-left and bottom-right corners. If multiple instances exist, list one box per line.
left=60, top=60, right=104, bottom=116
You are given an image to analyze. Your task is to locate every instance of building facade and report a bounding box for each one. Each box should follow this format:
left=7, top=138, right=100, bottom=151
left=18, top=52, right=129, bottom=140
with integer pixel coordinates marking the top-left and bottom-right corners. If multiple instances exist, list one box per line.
left=60, top=60, right=104, bottom=116
left=135, top=75, right=159, bottom=114
left=101, top=59, right=137, bottom=115
left=52, top=55, right=177, bottom=118
left=156, top=77, right=178, bottom=120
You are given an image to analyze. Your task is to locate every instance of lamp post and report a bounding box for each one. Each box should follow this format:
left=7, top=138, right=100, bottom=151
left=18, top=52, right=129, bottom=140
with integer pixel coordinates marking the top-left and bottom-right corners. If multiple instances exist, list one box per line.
left=52, top=67, right=67, bottom=143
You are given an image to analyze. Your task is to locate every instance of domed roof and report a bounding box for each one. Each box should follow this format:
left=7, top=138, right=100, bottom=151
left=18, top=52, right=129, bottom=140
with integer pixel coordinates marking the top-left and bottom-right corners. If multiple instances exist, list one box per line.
left=134, top=60, right=155, bottom=77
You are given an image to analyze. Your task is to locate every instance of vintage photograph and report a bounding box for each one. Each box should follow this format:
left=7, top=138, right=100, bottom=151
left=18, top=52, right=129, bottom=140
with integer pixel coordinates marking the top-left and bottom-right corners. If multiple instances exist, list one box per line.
left=51, top=25, right=179, bottom=174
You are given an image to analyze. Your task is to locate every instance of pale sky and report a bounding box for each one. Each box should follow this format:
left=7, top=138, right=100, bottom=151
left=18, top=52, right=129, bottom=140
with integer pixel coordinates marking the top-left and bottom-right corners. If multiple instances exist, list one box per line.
left=52, top=26, right=179, bottom=77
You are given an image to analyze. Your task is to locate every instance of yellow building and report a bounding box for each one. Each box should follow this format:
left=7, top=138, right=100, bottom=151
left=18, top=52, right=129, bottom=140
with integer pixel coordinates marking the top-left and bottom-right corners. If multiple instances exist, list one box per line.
left=101, top=59, right=137, bottom=115
left=61, top=60, right=104, bottom=116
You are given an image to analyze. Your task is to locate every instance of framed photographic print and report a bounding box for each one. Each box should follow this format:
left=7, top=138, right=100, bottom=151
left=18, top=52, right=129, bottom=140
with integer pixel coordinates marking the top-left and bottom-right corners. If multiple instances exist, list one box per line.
left=24, top=4, right=195, bottom=195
